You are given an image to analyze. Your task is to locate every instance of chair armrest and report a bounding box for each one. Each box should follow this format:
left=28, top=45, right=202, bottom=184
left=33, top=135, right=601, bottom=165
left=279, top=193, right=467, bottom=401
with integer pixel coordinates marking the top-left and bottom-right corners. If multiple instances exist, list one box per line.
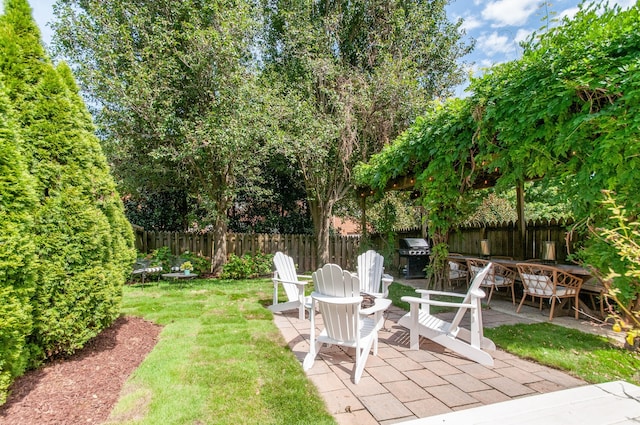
left=415, top=289, right=466, bottom=298
left=360, top=298, right=391, bottom=316
left=297, top=274, right=313, bottom=280
left=401, top=296, right=476, bottom=310
left=272, top=278, right=310, bottom=286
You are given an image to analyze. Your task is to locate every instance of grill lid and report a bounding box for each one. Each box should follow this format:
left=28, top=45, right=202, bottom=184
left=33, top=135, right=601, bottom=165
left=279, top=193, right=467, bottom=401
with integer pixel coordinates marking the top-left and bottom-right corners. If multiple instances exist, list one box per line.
left=399, top=238, right=429, bottom=249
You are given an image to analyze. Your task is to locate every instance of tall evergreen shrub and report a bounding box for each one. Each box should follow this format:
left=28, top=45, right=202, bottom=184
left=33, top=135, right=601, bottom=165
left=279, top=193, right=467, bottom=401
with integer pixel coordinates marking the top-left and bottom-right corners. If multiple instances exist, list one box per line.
left=0, top=0, right=135, bottom=365
left=0, top=84, right=36, bottom=404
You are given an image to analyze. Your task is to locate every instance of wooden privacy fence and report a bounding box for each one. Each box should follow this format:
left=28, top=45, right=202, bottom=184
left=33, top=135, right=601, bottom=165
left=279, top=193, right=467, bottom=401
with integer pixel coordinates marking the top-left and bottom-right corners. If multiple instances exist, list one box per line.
left=134, top=228, right=361, bottom=272
left=447, top=218, right=578, bottom=262
left=134, top=218, right=581, bottom=272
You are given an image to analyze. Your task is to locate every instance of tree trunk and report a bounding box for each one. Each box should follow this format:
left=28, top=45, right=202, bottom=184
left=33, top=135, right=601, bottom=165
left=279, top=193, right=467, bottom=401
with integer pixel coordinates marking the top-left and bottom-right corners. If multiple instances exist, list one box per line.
left=211, top=215, right=227, bottom=275
left=430, top=230, right=448, bottom=291
left=209, top=173, right=231, bottom=276
left=309, top=198, right=334, bottom=268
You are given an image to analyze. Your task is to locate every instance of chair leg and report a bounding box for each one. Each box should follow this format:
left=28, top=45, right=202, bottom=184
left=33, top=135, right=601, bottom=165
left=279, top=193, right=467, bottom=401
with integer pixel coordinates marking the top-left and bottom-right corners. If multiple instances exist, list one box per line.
left=303, top=341, right=321, bottom=371
left=353, top=337, right=374, bottom=384
left=549, top=298, right=556, bottom=321
left=574, top=296, right=580, bottom=319
left=516, top=294, right=527, bottom=313
left=486, top=285, right=495, bottom=305
left=510, top=284, right=515, bottom=305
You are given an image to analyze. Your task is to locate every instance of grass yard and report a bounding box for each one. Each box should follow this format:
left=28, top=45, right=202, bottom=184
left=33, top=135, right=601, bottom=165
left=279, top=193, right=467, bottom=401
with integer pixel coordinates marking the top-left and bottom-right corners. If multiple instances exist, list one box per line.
left=111, top=278, right=640, bottom=424
left=485, top=323, right=640, bottom=385
left=112, top=278, right=335, bottom=425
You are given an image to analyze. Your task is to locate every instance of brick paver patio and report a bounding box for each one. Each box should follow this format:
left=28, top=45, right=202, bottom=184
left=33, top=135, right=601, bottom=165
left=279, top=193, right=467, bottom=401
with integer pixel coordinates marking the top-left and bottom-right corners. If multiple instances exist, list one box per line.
left=272, top=296, right=602, bottom=424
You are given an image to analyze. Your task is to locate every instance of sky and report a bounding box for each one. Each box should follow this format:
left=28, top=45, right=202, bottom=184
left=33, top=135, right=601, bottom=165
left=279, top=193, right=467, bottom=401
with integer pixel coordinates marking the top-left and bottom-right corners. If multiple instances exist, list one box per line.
left=27, top=0, right=638, bottom=98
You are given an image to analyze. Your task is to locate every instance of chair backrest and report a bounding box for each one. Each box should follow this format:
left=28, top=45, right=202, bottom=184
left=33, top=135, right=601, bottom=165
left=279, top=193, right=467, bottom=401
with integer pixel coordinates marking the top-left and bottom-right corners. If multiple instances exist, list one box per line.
left=357, top=250, right=384, bottom=294
left=466, top=258, right=493, bottom=284
left=449, top=263, right=493, bottom=330
left=516, top=263, right=581, bottom=296
left=273, top=252, right=301, bottom=301
left=312, top=263, right=361, bottom=343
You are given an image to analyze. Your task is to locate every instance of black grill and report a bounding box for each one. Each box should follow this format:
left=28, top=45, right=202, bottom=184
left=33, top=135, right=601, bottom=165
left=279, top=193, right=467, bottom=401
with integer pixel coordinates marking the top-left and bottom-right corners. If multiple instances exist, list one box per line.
left=398, top=238, right=430, bottom=279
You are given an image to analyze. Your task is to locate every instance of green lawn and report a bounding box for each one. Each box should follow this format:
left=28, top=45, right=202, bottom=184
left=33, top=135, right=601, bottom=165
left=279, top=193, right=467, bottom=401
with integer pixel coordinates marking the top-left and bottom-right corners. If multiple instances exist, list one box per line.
left=485, top=323, right=640, bottom=385
left=111, top=278, right=640, bottom=424
left=112, top=278, right=335, bottom=425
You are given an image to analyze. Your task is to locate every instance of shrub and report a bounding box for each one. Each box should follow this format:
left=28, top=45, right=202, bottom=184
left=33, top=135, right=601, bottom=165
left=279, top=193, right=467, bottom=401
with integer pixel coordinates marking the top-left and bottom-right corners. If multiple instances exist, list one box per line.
left=179, top=251, right=211, bottom=274
left=589, top=192, right=640, bottom=350
left=145, top=248, right=210, bottom=274
left=220, top=253, right=273, bottom=279
left=0, top=88, right=37, bottom=405
left=0, top=1, right=135, bottom=371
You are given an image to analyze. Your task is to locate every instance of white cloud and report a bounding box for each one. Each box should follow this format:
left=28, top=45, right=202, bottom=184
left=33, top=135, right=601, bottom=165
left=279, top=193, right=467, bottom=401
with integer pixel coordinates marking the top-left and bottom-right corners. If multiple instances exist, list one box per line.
left=558, top=6, right=579, bottom=21
left=482, top=0, right=541, bottom=27
left=476, top=31, right=516, bottom=57
left=610, top=0, right=636, bottom=8
left=461, top=16, right=484, bottom=32
left=514, top=28, right=533, bottom=44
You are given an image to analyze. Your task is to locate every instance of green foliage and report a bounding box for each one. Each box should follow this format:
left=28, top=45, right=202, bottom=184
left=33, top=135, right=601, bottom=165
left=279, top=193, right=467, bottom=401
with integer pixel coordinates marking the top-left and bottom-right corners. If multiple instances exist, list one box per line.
left=124, top=190, right=189, bottom=231
left=53, top=0, right=269, bottom=273
left=144, top=248, right=210, bottom=274
left=220, top=253, right=274, bottom=280
left=145, top=247, right=173, bottom=272
left=582, top=192, right=640, bottom=350
left=262, top=0, right=472, bottom=264
left=0, top=85, right=36, bottom=404
left=0, top=0, right=135, bottom=381
left=355, top=2, right=640, bottom=291
left=178, top=251, right=210, bottom=275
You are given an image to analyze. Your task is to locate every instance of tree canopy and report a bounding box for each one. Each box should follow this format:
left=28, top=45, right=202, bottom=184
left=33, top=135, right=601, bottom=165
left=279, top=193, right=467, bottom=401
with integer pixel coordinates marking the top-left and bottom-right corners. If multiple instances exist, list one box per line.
left=52, top=0, right=268, bottom=272
left=261, top=0, right=472, bottom=263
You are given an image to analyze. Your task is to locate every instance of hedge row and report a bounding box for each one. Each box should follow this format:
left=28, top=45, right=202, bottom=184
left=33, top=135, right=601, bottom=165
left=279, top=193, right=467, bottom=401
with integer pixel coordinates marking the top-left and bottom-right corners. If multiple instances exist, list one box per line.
left=0, top=0, right=135, bottom=404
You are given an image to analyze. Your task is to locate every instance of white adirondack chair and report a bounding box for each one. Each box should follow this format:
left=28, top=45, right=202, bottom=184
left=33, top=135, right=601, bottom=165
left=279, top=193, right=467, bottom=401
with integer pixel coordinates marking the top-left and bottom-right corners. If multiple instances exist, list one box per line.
left=303, top=263, right=387, bottom=384
left=268, top=252, right=312, bottom=320
left=398, top=263, right=495, bottom=366
left=357, top=250, right=393, bottom=298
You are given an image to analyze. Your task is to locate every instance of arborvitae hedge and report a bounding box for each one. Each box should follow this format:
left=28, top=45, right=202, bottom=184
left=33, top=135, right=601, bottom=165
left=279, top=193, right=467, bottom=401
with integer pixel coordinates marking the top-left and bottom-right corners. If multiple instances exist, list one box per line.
left=0, top=84, right=36, bottom=405
left=0, top=0, right=135, bottom=403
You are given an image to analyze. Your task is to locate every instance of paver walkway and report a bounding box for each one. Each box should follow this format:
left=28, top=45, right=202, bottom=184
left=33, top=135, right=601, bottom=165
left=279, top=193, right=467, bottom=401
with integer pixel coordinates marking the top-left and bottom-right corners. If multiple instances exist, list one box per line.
left=272, top=288, right=617, bottom=425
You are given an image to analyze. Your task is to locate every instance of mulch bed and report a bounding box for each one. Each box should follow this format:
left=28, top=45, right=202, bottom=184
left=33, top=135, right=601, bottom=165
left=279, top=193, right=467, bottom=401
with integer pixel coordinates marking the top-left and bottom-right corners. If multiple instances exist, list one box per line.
left=0, top=316, right=161, bottom=425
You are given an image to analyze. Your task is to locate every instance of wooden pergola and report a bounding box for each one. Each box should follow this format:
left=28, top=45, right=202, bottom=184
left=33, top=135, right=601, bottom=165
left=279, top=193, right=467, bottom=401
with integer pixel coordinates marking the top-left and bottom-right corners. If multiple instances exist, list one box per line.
left=356, top=170, right=529, bottom=257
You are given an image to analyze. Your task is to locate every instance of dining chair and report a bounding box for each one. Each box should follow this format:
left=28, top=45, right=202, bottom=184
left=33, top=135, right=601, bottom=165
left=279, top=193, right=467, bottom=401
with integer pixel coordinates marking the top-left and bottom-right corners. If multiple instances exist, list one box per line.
left=466, top=258, right=516, bottom=305
left=516, top=262, right=583, bottom=320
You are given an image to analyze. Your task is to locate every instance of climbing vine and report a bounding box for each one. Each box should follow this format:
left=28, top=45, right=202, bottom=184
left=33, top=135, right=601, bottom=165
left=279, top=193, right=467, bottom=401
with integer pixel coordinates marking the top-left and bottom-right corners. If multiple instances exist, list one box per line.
left=355, top=2, right=640, bottom=297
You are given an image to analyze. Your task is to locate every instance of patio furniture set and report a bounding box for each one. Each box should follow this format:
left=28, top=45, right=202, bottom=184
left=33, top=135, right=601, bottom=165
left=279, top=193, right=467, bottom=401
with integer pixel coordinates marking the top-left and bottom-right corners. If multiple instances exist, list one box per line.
left=268, top=250, right=498, bottom=383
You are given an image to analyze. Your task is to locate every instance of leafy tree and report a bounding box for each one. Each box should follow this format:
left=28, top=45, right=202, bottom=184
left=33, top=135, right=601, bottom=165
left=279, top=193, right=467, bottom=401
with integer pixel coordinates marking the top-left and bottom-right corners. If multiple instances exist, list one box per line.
left=0, top=84, right=36, bottom=404
left=123, top=189, right=190, bottom=232
left=261, top=0, right=472, bottom=264
left=228, top=154, right=313, bottom=234
left=0, top=0, right=135, bottom=363
left=52, top=0, right=267, bottom=273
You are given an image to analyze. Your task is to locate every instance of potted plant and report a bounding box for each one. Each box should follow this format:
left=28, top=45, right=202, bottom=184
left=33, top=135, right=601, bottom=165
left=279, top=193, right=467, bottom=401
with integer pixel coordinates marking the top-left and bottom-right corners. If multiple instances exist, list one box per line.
left=180, top=261, right=194, bottom=276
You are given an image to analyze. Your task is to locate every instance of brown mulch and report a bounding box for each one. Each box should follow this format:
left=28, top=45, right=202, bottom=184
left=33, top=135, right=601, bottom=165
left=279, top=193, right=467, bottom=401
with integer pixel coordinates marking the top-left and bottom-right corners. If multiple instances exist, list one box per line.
left=0, top=316, right=162, bottom=425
